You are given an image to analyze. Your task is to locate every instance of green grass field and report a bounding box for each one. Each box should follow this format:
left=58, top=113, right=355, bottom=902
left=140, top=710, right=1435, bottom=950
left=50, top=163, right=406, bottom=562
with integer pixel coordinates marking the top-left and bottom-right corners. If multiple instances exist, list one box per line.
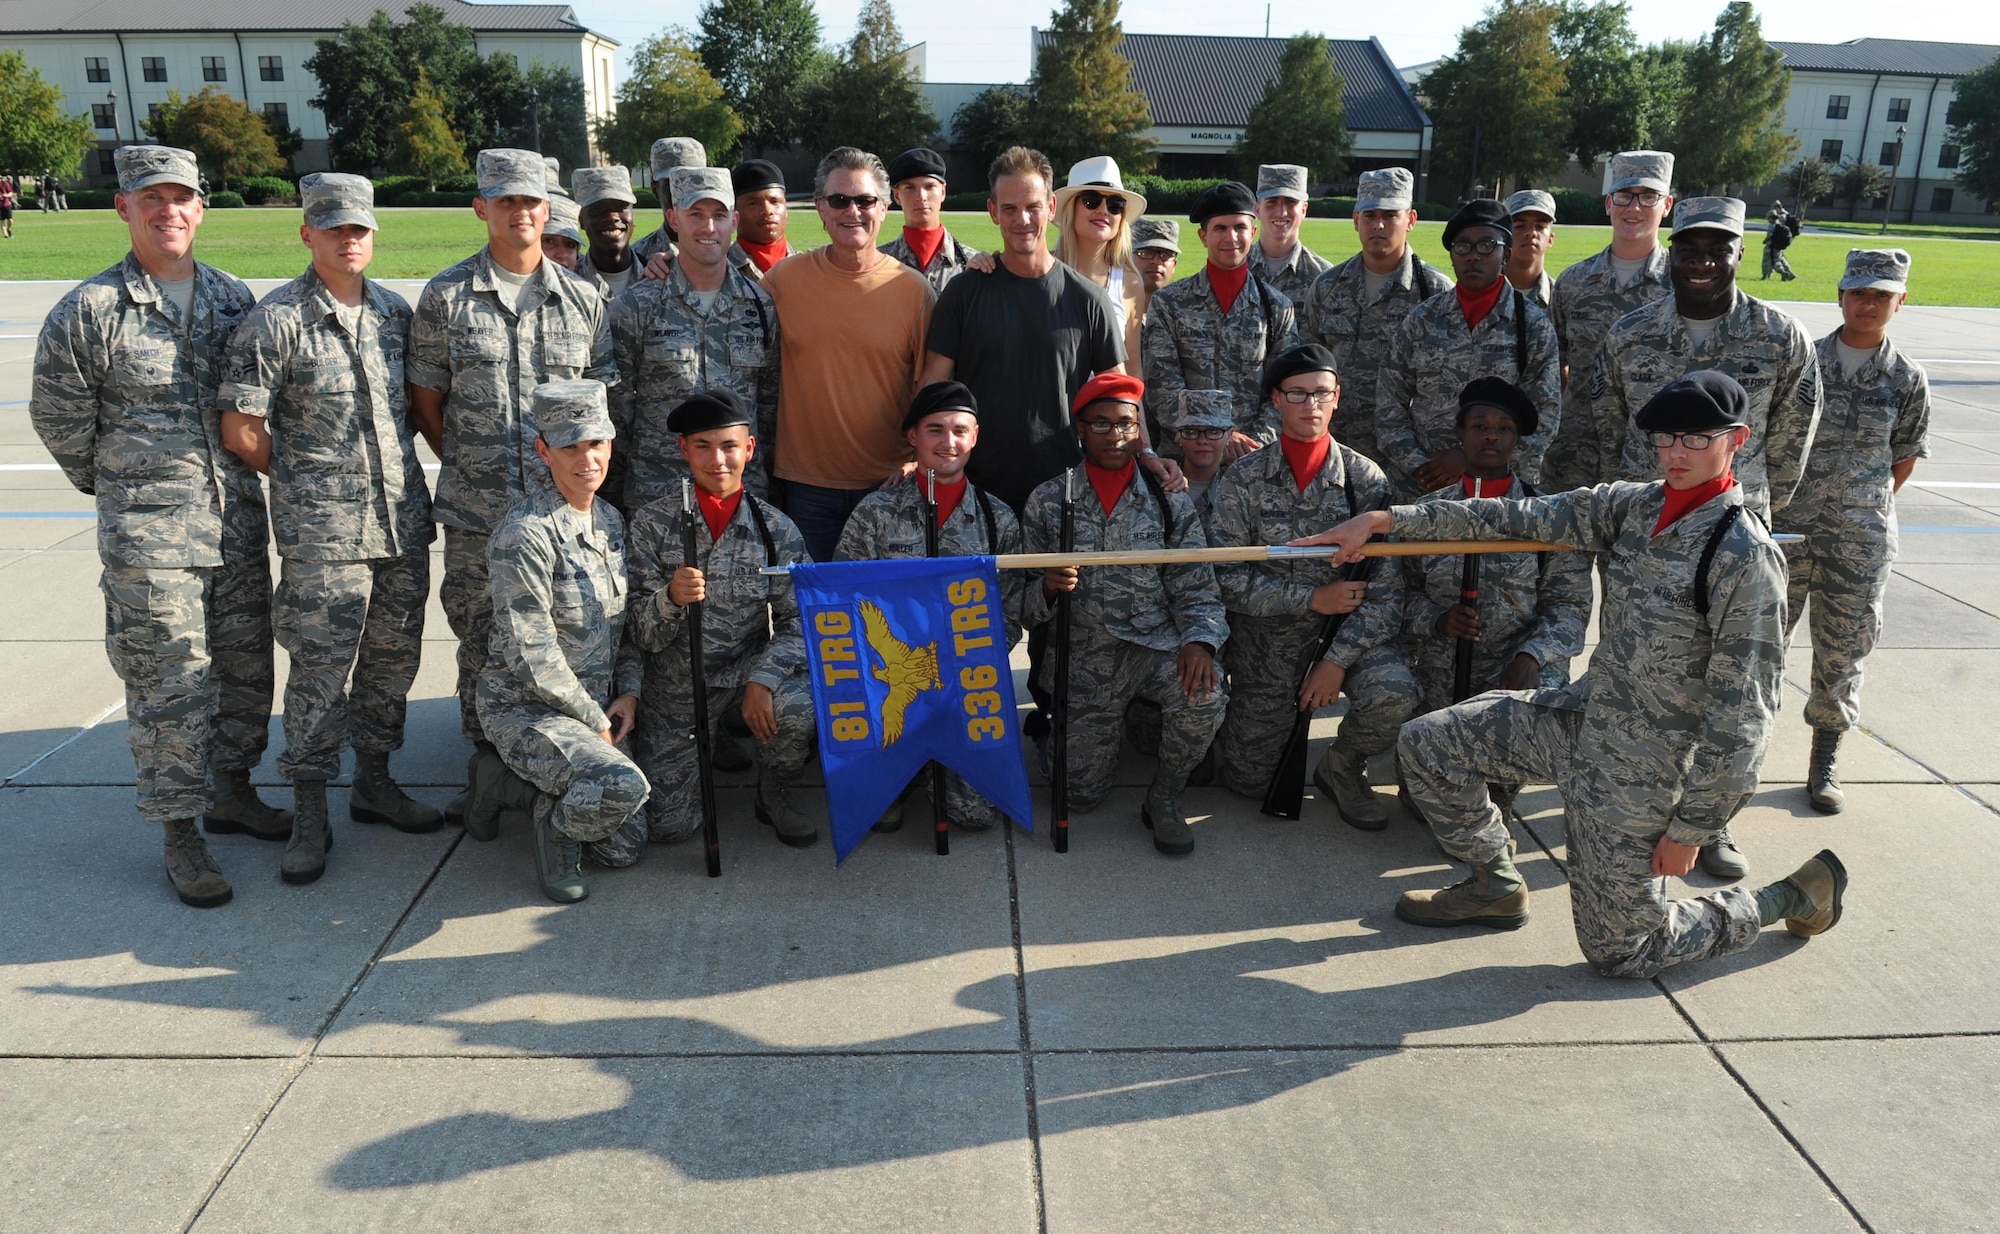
left=5, top=207, right=1997, bottom=307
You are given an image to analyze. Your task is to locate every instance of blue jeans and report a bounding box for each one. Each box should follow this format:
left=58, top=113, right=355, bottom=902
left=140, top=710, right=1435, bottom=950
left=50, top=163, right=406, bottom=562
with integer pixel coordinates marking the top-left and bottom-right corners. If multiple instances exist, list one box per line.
left=784, top=481, right=874, bottom=562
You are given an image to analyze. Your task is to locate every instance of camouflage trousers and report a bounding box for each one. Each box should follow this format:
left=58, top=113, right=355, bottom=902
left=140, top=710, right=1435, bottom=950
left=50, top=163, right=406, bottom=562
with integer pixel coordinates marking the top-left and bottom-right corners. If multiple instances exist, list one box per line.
left=271, top=552, right=429, bottom=780
left=440, top=527, right=492, bottom=744
left=1782, top=526, right=1892, bottom=732
left=1399, top=691, right=1762, bottom=978
left=1217, top=617, right=1417, bottom=799
left=483, top=702, right=651, bottom=867
left=1039, top=632, right=1226, bottom=811
left=634, top=675, right=814, bottom=842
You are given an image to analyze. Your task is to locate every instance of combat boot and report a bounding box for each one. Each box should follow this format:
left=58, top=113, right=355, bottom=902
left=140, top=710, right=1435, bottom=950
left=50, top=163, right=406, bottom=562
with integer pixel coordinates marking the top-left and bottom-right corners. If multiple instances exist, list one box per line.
left=1777, top=849, right=1848, bottom=938
left=756, top=777, right=818, bottom=848
left=1698, top=826, right=1750, bottom=881
left=1139, top=769, right=1195, bottom=856
left=163, top=818, right=232, bottom=908
left=1395, top=851, right=1529, bottom=930
left=1313, top=744, right=1388, bottom=831
left=463, top=746, right=533, bottom=842
left=281, top=777, right=332, bottom=885
left=711, top=728, right=754, bottom=773
left=1808, top=729, right=1845, bottom=814
left=528, top=793, right=587, bottom=903
left=349, top=751, right=444, bottom=833
left=203, top=768, right=293, bottom=841
left=442, top=743, right=492, bottom=828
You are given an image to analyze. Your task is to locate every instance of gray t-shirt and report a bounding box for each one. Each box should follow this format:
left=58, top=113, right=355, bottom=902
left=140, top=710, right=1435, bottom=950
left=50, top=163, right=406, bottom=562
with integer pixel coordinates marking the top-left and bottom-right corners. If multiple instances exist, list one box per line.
left=1362, top=264, right=1394, bottom=302
left=159, top=275, right=197, bottom=324
left=600, top=265, right=634, bottom=301
left=1681, top=314, right=1722, bottom=352
left=1609, top=252, right=1652, bottom=288
left=1836, top=339, right=1875, bottom=379
left=492, top=262, right=533, bottom=313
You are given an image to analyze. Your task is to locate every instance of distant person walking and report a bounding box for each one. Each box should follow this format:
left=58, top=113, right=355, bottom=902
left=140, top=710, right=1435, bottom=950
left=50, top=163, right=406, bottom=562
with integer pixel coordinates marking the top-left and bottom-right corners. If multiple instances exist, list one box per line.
left=1761, top=204, right=1799, bottom=282
left=0, top=176, right=15, bottom=238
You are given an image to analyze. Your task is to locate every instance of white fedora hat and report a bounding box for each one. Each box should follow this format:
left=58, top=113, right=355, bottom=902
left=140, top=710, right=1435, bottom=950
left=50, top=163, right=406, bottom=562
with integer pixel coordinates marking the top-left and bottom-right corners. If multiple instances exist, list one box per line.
left=1052, top=155, right=1148, bottom=220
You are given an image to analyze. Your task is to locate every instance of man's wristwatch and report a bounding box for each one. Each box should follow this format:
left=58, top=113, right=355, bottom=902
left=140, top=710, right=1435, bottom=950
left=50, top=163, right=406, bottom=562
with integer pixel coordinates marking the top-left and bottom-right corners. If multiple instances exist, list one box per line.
left=1139, top=448, right=1159, bottom=460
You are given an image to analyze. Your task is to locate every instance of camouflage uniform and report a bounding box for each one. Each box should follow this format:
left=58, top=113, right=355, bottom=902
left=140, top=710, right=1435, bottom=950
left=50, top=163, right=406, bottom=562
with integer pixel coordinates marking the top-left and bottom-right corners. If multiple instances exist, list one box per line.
left=879, top=230, right=981, bottom=291
left=1395, top=482, right=1786, bottom=977
left=726, top=242, right=777, bottom=284
left=1606, top=289, right=1822, bottom=516
left=1299, top=249, right=1454, bottom=466
left=1544, top=245, right=1672, bottom=490
left=407, top=246, right=617, bottom=740
left=1141, top=269, right=1299, bottom=447
left=1249, top=242, right=1334, bottom=312
left=1020, top=466, right=1230, bottom=809
left=1403, top=478, right=1591, bottom=714
left=835, top=479, right=1025, bottom=827
left=32, top=251, right=271, bottom=823
left=631, top=226, right=677, bottom=270
left=1513, top=270, right=1554, bottom=311
left=216, top=265, right=434, bottom=780
left=631, top=138, right=708, bottom=270
left=625, top=492, right=813, bottom=842
left=1775, top=329, right=1930, bottom=731
left=1376, top=286, right=1563, bottom=497
left=1210, top=441, right=1414, bottom=796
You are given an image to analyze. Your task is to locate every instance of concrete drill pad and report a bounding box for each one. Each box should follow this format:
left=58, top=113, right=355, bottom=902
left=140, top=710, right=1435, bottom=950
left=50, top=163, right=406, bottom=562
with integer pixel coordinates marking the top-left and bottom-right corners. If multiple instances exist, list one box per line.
left=192, top=1054, right=1035, bottom=1234
left=1034, top=1044, right=1852, bottom=1233
left=1809, top=648, right=2000, bottom=782
left=0, top=1057, right=289, bottom=1234
left=1759, top=695, right=1936, bottom=784
left=0, top=546, right=112, bottom=641
left=1962, top=783, right=2000, bottom=813
left=0, top=785, right=455, bottom=1056
left=1718, top=1037, right=2000, bottom=1234
left=0, top=643, right=123, bottom=781
left=1795, top=571, right=2000, bottom=649
left=1896, top=562, right=2000, bottom=619
left=321, top=787, right=1021, bottom=1056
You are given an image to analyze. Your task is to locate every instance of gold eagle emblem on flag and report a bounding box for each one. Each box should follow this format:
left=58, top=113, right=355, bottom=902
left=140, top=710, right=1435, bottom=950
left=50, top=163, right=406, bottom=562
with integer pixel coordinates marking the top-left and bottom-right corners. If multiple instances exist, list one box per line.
left=859, top=600, right=941, bottom=747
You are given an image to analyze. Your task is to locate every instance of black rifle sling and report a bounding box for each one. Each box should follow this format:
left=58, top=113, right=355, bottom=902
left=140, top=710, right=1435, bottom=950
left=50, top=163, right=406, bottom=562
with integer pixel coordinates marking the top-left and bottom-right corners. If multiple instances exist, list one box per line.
left=1514, top=288, right=1528, bottom=378
left=1137, top=462, right=1178, bottom=545
left=974, top=488, right=999, bottom=553
left=1693, top=503, right=1749, bottom=618
left=743, top=493, right=778, bottom=568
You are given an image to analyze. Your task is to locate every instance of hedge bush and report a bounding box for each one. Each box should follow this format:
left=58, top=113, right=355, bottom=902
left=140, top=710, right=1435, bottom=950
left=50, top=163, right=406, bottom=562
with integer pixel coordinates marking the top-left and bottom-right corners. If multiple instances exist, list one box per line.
left=207, top=190, right=245, bottom=208
left=397, top=190, right=476, bottom=208
left=1551, top=188, right=1605, bottom=226
left=237, top=175, right=296, bottom=205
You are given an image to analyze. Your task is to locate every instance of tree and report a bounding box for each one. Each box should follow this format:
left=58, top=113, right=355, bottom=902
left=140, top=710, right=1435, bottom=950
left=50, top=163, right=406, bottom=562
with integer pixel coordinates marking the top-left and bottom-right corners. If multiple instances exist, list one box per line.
left=1834, top=156, right=1887, bottom=221
left=1026, top=0, right=1154, bottom=173
left=1947, top=54, right=2000, bottom=208
left=1670, top=2, right=1796, bottom=194
left=950, top=86, right=1031, bottom=175
left=1630, top=40, right=1695, bottom=153
left=518, top=62, right=591, bottom=174
left=393, top=67, right=467, bottom=190
left=1553, top=1, right=1644, bottom=169
left=596, top=28, right=744, bottom=172
left=1231, top=34, right=1350, bottom=183
left=151, top=88, right=286, bottom=189
left=0, top=50, right=95, bottom=178
left=1781, top=157, right=1834, bottom=220
left=696, top=0, right=823, bottom=155
left=308, top=10, right=413, bottom=172
left=1423, top=0, right=1569, bottom=197
left=798, top=0, right=940, bottom=158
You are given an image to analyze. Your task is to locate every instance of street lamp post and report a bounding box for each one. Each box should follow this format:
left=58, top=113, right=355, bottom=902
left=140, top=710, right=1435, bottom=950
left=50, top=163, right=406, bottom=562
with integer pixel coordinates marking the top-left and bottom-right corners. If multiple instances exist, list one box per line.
left=529, top=86, right=541, bottom=154
left=1879, top=124, right=1906, bottom=235
left=106, top=90, right=120, bottom=145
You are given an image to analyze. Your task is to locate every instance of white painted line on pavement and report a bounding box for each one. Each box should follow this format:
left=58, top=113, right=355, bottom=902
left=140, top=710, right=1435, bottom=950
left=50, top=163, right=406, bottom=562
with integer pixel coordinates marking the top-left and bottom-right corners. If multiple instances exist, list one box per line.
left=1909, top=481, right=2000, bottom=489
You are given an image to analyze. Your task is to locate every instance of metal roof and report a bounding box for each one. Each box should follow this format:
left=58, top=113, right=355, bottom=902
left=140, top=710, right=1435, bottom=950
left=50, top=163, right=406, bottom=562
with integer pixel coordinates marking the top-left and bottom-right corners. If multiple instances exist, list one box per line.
left=1772, top=39, right=1999, bottom=78
left=0, top=0, right=594, bottom=35
left=1033, top=31, right=1429, bottom=133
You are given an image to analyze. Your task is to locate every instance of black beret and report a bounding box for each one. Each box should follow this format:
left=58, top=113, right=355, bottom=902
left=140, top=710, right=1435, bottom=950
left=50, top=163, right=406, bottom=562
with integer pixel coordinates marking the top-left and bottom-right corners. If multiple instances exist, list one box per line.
left=1189, top=180, right=1257, bottom=225
left=1261, top=343, right=1340, bottom=398
left=1634, top=370, right=1750, bottom=434
left=667, top=389, right=753, bottom=435
left=1443, top=198, right=1513, bottom=250
left=888, top=147, right=948, bottom=186
left=904, top=380, right=979, bottom=431
left=731, top=159, right=785, bottom=197
left=1456, top=377, right=1540, bottom=436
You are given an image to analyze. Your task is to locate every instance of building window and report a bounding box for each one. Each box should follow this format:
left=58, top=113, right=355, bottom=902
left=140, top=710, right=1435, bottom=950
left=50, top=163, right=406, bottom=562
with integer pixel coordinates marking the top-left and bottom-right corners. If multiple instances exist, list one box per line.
left=1887, top=98, right=1911, bottom=123
left=202, top=55, right=226, bottom=82
left=91, top=103, right=116, bottom=130
left=98, top=149, right=118, bottom=175
left=1819, top=139, right=1843, bottom=163
left=1880, top=142, right=1902, bottom=166
left=1825, top=95, right=1850, bottom=120
left=85, top=56, right=110, bottom=83
left=1932, top=187, right=1955, bottom=214
left=1947, top=100, right=1962, bottom=127
left=259, top=56, right=283, bottom=81
left=1940, top=143, right=1961, bottom=169
left=262, top=102, right=290, bottom=131
left=142, top=56, right=167, bottom=82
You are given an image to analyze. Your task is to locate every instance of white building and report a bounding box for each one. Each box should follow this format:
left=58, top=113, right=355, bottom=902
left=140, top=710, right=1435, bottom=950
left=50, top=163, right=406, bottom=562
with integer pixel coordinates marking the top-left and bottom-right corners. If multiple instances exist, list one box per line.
left=0, top=0, right=618, bottom=184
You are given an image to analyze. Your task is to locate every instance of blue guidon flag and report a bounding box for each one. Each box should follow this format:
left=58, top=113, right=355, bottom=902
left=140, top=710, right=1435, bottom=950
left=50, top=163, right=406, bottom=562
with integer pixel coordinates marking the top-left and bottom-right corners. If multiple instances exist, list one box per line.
left=791, top=555, right=1033, bottom=862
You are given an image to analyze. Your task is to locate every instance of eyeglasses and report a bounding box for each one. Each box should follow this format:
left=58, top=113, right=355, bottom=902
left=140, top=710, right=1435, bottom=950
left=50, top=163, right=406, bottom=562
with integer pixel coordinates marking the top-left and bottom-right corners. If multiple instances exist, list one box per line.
left=1650, top=429, right=1738, bottom=450
left=1449, top=238, right=1505, bottom=257
left=820, top=193, right=880, bottom=213
left=1176, top=427, right=1230, bottom=441
left=1278, top=388, right=1338, bottom=405
left=1610, top=190, right=1666, bottom=208
left=1076, top=190, right=1127, bottom=215
left=1078, top=419, right=1142, bottom=437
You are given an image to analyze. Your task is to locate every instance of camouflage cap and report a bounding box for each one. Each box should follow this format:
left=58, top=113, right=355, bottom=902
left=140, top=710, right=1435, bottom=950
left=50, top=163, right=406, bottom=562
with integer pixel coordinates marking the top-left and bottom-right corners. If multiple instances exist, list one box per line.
left=1355, top=166, right=1414, bottom=213
left=544, top=156, right=568, bottom=196
left=1607, top=150, right=1674, bottom=194
left=1130, top=216, right=1180, bottom=253
left=114, top=144, right=201, bottom=194
left=1670, top=195, right=1745, bottom=238
left=1256, top=163, right=1310, bottom=201
left=299, top=172, right=376, bottom=230
left=477, top=148, right=547, bottom=200
left=1172, top=389, right=1234, bottom=431
left=1840, top=247, right=1911, bottom=293
left=650, top=137, right=708, bottom=181
left=1504, top=188, right=1556, bottom=221
left=573, top=165, right=637, bottom=209
left=669, top=167, right=733, bottom=211
left=544, top=195, right=585, bottom=245
left=530, top=379, right=616, bottom=447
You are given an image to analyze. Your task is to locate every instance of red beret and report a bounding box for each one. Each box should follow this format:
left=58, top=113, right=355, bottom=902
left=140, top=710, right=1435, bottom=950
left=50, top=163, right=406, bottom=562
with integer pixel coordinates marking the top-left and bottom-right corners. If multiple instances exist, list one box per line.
left=1072, top=372, right=1145, bottom=415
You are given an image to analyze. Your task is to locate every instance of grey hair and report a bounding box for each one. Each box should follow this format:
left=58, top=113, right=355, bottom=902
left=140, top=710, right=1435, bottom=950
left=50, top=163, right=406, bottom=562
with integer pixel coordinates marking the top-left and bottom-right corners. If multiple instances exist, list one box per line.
left=813, top=147, right=891, bottom=200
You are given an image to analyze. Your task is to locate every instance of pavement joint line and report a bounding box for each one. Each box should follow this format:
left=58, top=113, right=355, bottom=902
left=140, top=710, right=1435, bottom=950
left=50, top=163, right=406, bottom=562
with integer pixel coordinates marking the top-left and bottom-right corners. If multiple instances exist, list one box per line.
left=1001, top=818, right=1051, bottom=1234
left=1891, top=564, right=2000, bottom=622
left=1, top=695, right=124, bottom=786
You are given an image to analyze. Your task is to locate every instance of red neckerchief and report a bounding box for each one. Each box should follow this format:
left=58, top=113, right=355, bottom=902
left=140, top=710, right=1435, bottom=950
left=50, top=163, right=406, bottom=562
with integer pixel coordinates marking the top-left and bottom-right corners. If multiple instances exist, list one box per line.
left=1653, top=471, right=1737, bottom=535
left=695, top=486, right=743, bottom=542
left=902, top=226, right=947, bottom=270
left=1208, top=261, right=1249, bottom=315
left=929, top=475, right=968, bottom=528
left=1279, top=432, right=1331, bottom=493
left=1083, top=459, right=1135, bottom=517
left=738, top=237, right=789, bottom=272
left=1455, top=277, right=1505, bottom=330
left=1461, top=474, right=1513, bottom=498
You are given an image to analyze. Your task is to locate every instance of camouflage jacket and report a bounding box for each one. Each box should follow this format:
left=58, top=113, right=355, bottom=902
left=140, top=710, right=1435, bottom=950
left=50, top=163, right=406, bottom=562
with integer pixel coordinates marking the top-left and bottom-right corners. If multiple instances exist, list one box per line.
left=1249, top=240, right=1335, bottom=310
left=1393, top=481, right=1787, bottom=847
left=1020, top=465, right=1229, bottom=655
left=1545, top=245, right=1672, bottom=489
left=1512, top=269, right=1554, bottom=311
left=879, top=229, right=982, bottom=292
left=631, top=226, right=676, bottom=269
left=1141, top=267, right=1299, bottom=446
left=1376, top=285, right=1563, bottom=488
left=406, top=247, right=618, bottom=534
left=726, top=241, right=777, bottom=284
left=607, top=261, right=780, bottom=510
left=216, top=266, right=434, bottom=561
left=625, top=491, right=807, bottom=692
left=833, top=478, right=1027, bottom=646
left=479, top=486, right=641, bottom=734
left=1299, top=249, right=1454, bottom=463
left=1210, top=439, right=1401, bottom=669
left=1607, top=289, right=1822, bottom=516
left=32, top=253, right=258, bottom=568
left=1777, top=331, right=1931, bottom=531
